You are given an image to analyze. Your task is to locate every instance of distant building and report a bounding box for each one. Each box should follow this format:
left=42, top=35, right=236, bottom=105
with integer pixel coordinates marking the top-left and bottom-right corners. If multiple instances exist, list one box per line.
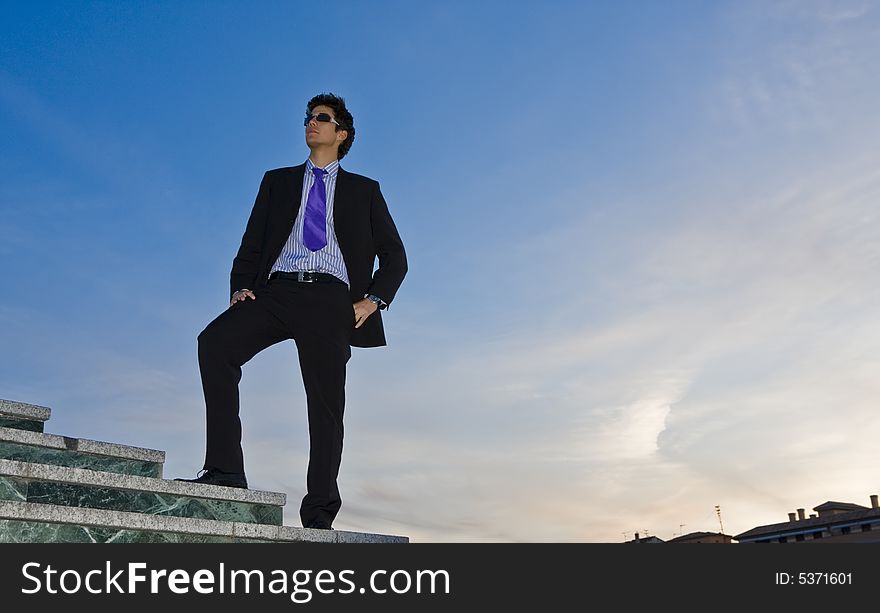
left=735, top=494, right=880, bottom=543
left=624, top=532, right=664, bottom=543
left=667, top=531, right=733, bottom=544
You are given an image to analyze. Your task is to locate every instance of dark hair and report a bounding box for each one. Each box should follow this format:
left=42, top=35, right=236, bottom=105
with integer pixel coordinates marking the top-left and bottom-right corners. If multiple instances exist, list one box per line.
left=306, top=92, right=355, bottom=160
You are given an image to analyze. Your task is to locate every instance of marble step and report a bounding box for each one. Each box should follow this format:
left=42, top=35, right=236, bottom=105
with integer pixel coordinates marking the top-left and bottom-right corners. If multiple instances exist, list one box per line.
left=0, top=426, right=165, bottom=478
left=0, top=459, right=284, bottom=526
left=0, top=399, right=51, bottom=433
left=0, top=500, right=409, bottom=543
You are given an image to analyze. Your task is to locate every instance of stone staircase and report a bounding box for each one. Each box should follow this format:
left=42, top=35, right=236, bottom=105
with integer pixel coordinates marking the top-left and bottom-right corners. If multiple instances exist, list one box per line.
left=0, top=399, right=407, bottom=543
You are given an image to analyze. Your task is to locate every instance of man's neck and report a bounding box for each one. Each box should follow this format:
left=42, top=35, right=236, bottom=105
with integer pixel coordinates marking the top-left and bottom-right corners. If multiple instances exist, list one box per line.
left=308, top=148, right=339, bottom=169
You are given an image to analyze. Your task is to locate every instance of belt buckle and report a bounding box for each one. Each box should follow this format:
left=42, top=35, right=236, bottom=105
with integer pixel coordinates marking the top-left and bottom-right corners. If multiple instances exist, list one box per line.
left=299, top=271, right=316, bottom=282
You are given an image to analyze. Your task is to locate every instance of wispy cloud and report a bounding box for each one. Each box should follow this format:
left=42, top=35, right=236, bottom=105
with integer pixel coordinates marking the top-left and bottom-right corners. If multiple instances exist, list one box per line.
left=714, top=0, right=879, bottom=136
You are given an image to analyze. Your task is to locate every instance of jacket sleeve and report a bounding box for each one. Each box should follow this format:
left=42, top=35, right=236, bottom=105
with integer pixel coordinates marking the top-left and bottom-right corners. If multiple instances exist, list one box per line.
left=230, top=171, right=271, bottom=301
left=366, top=181, right=407, bottom=309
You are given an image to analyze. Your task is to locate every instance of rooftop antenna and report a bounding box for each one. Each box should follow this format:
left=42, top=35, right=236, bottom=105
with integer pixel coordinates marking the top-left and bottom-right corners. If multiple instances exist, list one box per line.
left=715, top=505, right=725, bottom=534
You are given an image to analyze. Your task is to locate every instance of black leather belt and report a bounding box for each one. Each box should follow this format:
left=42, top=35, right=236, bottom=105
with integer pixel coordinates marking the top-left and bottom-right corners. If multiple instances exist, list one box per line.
left=268, top=270, right=345, bottom=284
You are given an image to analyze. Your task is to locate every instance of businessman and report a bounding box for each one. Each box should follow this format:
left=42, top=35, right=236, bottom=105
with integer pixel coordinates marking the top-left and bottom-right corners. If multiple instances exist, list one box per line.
left=176, top=93, right=407, bottom=530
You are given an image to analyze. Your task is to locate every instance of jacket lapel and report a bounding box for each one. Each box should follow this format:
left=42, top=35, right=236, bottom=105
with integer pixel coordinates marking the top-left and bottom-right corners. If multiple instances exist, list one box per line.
left=285, top=164, right=306, bottom=222
left=333, top=166, right=349, bottom=235
left=262, top=165, right=304, bottom=274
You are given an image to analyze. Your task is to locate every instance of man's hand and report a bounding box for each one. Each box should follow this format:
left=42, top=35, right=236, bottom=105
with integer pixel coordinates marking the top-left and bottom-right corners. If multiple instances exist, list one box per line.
left=230, top=289, right=256, bottom=307
left=353, top=298, right=378, bottom=328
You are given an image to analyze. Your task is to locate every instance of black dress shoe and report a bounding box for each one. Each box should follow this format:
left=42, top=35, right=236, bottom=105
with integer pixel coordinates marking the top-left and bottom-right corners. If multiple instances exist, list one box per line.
left=302, top=521, right=334, bottom=530
left=174, top=467, right=248, bottom=489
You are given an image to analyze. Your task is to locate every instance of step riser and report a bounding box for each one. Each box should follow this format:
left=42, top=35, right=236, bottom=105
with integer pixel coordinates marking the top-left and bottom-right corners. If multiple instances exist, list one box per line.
left=0, top=477, right=282, bottom=526
left=0, top=399, right=51, bottom=422
left=0, top=417, right=43, bottom=433
left=0, top=520, right=276, bottom=543
left=0, top=443, right=162, bottom=478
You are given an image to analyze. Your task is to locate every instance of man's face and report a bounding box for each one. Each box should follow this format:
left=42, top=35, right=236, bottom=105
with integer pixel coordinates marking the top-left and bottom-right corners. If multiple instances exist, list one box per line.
left=305, top=104, right=347, bottom=151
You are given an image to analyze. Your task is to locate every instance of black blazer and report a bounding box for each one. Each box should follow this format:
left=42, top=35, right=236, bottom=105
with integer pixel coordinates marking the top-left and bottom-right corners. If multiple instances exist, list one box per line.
left=229, top=163, right=407, bottom=348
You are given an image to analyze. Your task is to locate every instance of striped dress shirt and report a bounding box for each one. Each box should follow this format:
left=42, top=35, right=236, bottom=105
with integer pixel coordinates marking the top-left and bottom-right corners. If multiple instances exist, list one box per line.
left=269, top=158, right=350, bottom=287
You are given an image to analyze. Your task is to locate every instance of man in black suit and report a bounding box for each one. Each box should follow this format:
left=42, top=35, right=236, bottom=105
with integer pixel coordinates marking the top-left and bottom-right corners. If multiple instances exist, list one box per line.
left=177, top=93, right=407, bottom=530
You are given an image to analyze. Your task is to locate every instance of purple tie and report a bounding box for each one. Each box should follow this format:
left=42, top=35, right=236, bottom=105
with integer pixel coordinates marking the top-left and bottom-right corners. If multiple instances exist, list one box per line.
left=303, top=166, right=327, bottom=251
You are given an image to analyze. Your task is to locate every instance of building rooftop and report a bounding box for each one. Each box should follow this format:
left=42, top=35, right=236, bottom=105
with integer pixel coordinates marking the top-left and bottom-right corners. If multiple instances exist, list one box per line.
left=667, top=531, right=731, bottom=543
left=735, top=495, right=880, bottom=540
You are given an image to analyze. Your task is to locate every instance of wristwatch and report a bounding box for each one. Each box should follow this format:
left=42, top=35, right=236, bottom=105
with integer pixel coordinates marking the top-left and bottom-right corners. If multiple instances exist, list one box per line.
left=365, top=294, right=387, bottom=310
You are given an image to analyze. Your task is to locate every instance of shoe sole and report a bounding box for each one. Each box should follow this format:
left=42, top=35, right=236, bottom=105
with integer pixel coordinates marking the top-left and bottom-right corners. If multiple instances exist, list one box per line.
left=173, top=478, right=248, bottom=489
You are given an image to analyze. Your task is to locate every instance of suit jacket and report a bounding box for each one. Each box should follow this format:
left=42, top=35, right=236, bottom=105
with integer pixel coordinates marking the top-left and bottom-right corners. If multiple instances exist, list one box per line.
left=229, top=163, right=408, bottom=348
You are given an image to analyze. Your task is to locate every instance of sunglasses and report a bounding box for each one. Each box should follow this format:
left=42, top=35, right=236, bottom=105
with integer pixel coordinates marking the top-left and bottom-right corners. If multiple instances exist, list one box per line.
left=304, top=112, right=342, bottom=127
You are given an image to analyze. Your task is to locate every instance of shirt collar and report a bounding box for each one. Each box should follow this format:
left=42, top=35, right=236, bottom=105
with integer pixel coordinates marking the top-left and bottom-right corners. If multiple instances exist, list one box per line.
left=306, top=157, right=340, bottom=179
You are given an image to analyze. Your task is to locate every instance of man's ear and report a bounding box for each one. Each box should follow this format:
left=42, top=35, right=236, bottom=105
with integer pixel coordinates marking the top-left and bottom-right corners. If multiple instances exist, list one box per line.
left=337, top=129, right=348, bottom=144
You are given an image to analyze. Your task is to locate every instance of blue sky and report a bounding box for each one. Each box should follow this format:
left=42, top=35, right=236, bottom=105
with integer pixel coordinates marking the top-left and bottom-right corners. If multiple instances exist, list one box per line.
left=3, top=1, right=880, bottom=542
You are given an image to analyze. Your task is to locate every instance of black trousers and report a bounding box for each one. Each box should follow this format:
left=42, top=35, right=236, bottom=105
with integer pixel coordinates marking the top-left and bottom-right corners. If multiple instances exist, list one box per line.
left=196, top=276, right=354, bottom=527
